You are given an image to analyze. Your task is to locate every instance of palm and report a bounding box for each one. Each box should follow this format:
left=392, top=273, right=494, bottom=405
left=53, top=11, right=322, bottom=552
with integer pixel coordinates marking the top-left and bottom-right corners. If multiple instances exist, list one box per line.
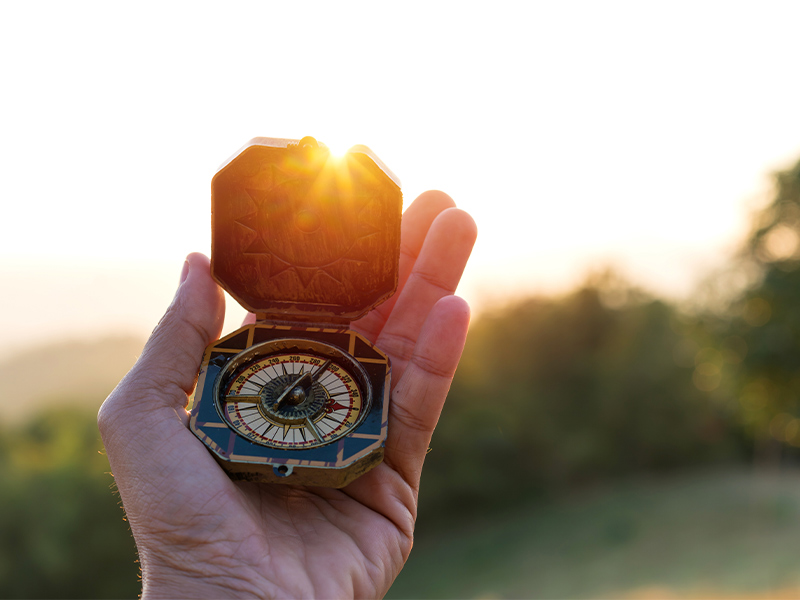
left=99, top=191, right=476, bottom=598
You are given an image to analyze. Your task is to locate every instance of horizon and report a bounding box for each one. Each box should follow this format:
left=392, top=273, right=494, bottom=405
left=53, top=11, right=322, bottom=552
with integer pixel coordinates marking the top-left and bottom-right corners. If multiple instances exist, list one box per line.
left=3, top=2, right=800, bottom=358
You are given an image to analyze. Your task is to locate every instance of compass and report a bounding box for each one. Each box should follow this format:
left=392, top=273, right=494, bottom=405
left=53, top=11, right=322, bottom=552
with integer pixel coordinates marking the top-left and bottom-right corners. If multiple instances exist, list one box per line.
left=190, top=136, right=401, bottom=488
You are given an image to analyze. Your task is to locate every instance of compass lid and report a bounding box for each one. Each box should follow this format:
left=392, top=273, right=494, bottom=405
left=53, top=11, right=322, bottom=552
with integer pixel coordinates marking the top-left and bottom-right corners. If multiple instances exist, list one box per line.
left=211, top=137, right=402, bottom=323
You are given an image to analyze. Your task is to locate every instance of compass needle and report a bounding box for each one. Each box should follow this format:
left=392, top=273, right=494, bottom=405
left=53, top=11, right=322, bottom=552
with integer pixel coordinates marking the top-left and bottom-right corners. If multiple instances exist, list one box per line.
left=312, top=360, right=332, bottom=382
left=224, top=394, right=262, bottom=404
left=305, top=418, right=323, bottom=442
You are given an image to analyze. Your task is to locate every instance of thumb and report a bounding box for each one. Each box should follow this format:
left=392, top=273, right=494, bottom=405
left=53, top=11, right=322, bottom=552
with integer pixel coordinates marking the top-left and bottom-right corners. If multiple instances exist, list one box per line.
left=136, top=252, right=225, bottom=400
left=99, top=253, right=225, bottom=442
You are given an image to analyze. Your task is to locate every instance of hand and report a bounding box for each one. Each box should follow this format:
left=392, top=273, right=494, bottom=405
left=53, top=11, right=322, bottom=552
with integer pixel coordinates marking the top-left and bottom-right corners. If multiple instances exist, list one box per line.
left=98, top=190, right=477, bottom=598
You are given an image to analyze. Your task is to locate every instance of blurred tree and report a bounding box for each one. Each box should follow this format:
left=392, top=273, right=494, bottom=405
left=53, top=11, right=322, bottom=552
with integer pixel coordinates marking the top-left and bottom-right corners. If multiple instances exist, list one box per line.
left=419, top=281, right=746, bottom=519
left=727, top=158, right=800, bottom=457
left=0, top=408, right=138, bottom=599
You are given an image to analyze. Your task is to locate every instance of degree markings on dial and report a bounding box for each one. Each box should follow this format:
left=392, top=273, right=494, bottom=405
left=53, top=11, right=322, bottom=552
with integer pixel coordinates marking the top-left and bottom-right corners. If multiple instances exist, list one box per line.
left=247, top=419, right=267, bottom=433
left=323, top=376, right=348, bottom=389
left=240, top=381, right=262, bottom=395
left=242, top=412, right=264, bottom=428
left=319, top=373, right=345, bottom=393
left=261, top=424, right=280, bottom=442
left=248, top=371, right=269, bottom=386
left=262, top=363, right=276, bottom=380
left=256, top=422, right=274, bottom=437
left=233, top=405, right=259, bottom=420
left=323, top=414, right=345, bottom=427
left=242, top=411, right=261, bottom=424
left=318, top=378, right=337, bottom=391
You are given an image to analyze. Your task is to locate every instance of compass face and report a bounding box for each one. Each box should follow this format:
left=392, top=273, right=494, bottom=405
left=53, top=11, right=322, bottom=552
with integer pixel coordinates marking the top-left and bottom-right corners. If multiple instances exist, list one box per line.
left=214, top=340, right=370, bottom=449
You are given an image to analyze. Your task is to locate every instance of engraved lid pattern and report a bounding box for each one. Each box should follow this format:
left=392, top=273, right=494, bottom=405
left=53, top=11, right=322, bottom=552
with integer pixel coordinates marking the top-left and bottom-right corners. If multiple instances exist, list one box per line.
left=211, top=139, right=402, bottom=321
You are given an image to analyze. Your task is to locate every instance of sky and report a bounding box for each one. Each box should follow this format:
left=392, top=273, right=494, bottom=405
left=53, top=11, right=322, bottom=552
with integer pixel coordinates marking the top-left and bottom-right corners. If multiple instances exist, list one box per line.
left=2, top=2, right=800, bottom=357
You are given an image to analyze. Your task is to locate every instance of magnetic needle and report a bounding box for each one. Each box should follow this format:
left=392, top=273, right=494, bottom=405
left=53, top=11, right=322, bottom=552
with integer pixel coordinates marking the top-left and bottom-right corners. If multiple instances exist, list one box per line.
left=189, top=136, right=401, bottom=488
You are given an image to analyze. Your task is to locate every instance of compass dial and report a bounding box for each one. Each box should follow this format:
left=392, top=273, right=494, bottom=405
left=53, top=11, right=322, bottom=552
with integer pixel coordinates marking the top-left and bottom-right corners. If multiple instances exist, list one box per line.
left=215, top=341, right=369, bottom=449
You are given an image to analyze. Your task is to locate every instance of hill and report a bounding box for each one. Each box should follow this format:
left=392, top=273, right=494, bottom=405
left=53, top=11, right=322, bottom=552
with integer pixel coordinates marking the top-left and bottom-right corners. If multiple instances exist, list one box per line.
left=0, top=335, right=145, bottom=423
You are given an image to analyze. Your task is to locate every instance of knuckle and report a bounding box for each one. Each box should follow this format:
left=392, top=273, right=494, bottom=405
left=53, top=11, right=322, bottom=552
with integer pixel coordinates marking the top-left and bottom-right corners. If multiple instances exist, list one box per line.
left=410, top=268, right=452, bottom=296
left=96, top=399, right=114, bottom=437
left=399, top=243, right=420, bottom=262
left=390, top=399, right=431, bottom=435
left=378, top=330, right=418, bottom=363
left=410, top=352, right=455, bottom=381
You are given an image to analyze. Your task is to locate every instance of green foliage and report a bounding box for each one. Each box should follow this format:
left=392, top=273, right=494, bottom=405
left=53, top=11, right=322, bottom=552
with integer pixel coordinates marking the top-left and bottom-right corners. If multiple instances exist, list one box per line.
left=0, top=409, right=139, bottom=599
left=727, top=157, right=800, bottom=448
left=420, top=287, right=747, bottom=516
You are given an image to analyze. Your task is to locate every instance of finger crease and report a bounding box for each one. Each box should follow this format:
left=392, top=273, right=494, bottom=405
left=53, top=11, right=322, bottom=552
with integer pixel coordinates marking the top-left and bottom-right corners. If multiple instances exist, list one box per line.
left=177, top=311, right=215, bottom=348
left=399, top=243, right=420, bottom=261
left=409, top=353, right=456, bottom=380
left=376, top=330, right=417, bottom=362
left=409, top=269, right=455, bottom=295
left=390, top=399, right=432, bottom=435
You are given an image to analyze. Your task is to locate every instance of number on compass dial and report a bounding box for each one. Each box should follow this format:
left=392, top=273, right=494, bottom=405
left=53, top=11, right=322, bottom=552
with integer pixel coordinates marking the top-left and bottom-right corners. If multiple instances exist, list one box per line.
left=220, top=352, right=363, bottom=448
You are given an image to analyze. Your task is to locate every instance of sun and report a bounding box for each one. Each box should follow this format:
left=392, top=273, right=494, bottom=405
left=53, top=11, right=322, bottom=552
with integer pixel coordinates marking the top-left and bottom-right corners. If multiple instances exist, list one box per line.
left=319, top=136, right=354, bottom=158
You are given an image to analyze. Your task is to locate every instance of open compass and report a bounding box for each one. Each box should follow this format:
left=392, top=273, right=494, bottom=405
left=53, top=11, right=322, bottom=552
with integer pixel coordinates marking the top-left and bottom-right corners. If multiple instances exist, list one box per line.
left=190, top=136, right=401, bottom=488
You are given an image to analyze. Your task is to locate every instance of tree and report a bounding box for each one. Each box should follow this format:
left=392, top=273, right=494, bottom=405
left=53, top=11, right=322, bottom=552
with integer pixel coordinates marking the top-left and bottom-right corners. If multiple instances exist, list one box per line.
left=727, top=158, right=800, bottom=454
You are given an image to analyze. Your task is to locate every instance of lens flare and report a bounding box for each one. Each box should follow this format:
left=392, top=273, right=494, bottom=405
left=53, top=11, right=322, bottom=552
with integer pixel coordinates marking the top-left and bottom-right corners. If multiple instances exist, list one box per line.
left=322, top=138, right=353, bottom=158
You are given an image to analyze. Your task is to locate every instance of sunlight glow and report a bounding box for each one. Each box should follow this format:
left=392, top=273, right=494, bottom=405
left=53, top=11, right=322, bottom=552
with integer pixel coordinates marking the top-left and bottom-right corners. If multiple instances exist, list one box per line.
left=3, top=2, right=800, bottom=348
left=321, top=138, right=354, bottom=158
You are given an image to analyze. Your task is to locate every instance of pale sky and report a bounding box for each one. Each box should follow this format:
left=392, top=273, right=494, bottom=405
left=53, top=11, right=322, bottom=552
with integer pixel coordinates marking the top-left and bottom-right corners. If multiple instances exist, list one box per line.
left=2, top=2, right=800, bottom=357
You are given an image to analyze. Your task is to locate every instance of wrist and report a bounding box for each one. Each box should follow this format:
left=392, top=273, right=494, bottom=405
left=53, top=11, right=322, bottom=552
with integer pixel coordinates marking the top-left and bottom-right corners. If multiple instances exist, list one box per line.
left=141, top=569, right=269, bottom=600
left=137, top=541, right=278, bottom=599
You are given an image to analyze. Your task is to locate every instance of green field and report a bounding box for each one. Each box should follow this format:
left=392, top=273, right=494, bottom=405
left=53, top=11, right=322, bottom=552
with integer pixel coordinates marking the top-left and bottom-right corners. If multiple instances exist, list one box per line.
left=388, top=469, right=800, bottom=599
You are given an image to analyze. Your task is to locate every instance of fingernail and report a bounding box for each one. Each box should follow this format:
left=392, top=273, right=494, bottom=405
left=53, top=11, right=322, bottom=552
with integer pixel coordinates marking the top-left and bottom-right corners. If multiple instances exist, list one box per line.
left=180, top=260, right=190, bottom=284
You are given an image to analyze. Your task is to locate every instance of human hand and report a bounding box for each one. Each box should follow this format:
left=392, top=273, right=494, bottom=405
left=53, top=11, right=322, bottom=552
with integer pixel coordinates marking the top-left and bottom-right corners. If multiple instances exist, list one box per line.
left=98, top=190, right=477, bottom=598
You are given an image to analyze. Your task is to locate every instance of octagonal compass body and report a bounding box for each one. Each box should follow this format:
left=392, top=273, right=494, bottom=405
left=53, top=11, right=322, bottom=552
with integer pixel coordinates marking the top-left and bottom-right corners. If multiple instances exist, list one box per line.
left=190, top=137, right=401, bottom=488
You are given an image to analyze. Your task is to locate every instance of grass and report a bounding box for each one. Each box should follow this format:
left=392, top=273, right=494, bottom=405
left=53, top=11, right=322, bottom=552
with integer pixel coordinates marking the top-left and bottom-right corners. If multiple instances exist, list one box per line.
left=387, top=468, right=800, bottom=599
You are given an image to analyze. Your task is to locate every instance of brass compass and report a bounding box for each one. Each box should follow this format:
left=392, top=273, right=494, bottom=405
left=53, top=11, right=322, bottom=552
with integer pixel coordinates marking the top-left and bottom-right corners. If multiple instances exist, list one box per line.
left=189, top=136, right=401, bottom=488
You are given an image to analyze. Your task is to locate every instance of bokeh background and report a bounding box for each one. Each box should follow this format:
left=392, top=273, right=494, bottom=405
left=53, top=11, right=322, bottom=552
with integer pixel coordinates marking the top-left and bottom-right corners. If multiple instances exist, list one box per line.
left=4, top=2, right=800, bottom=598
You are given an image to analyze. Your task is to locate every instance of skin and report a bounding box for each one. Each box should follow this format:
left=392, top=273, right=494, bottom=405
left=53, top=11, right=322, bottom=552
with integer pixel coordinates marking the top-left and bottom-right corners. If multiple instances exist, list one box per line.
left=98, top=190, right=477, bottom=599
